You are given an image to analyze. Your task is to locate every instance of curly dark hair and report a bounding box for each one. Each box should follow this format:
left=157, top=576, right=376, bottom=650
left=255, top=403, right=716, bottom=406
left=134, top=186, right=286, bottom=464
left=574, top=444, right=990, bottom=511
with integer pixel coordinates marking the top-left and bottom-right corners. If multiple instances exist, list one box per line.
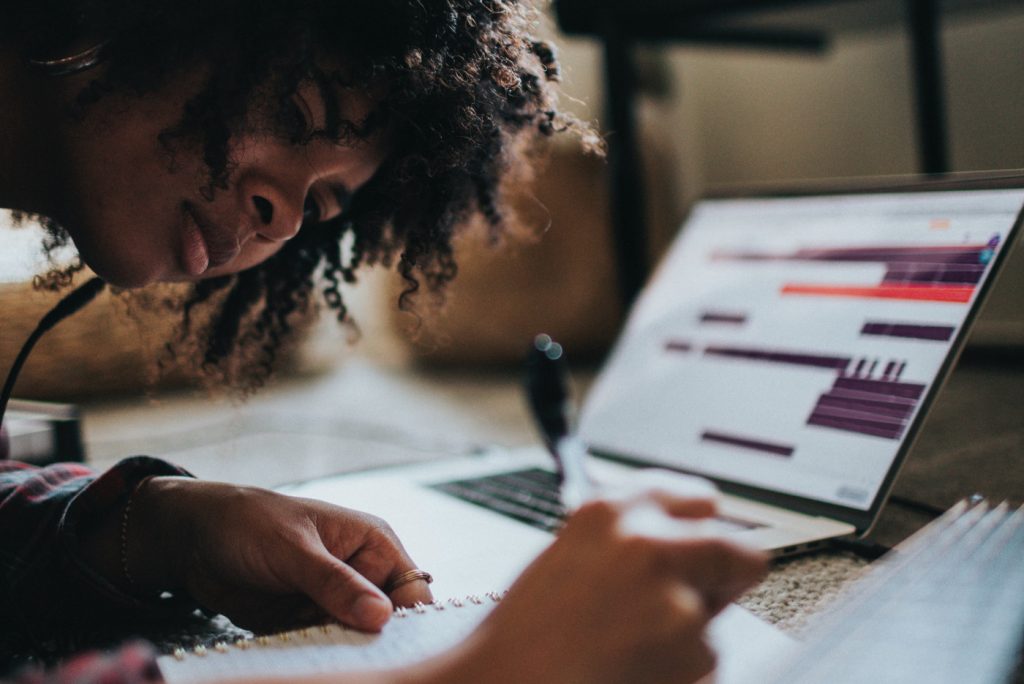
left=7, top=0, right=588, bottom=391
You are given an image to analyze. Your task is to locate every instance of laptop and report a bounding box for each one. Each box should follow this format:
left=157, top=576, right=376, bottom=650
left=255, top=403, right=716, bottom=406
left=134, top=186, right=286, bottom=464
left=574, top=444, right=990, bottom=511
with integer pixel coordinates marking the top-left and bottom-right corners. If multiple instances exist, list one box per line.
left=282, top=172, right=1024, bottom=600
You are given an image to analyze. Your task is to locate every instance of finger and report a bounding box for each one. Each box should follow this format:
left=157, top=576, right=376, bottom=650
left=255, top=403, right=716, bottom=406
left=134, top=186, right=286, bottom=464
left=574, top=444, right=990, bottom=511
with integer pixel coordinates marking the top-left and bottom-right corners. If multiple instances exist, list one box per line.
left=666, top=583, right=713, bottom=632
left=688, top=637, right=718, bottom=684
left=335, top=530, right=435, bottom=607
left=647, top=490, right=717, bottom=519
left=616, top=500, right=724, bottom=541
left=632, top=585, right=716, bottom=684
left=602, top=469, right=720, bottom=518
left=664, top=539, right=768, bottom=616
left=293, top=548, right=394, bottom=631
left=319, top=510, right=420, bottom=588
left=385, top=569, right=435, bottom=608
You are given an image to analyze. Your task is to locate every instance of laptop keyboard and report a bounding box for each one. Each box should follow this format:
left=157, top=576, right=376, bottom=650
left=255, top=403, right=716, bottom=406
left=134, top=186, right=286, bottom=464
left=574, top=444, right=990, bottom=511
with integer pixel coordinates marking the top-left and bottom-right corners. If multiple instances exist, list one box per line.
left=430, top=468, right=568, bottom=532
left=429, top=468, right=762, bottom=534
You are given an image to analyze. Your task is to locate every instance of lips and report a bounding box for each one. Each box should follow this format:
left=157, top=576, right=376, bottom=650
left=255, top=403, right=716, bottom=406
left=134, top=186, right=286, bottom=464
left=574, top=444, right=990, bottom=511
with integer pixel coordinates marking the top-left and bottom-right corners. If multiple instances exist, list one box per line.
left=183, top=202, right=241, bottom=275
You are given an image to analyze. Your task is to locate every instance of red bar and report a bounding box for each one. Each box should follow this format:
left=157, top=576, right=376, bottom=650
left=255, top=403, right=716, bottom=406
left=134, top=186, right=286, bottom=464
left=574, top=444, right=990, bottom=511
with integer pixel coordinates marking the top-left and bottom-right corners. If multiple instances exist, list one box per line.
left=781, top=283, right=974, bottom=303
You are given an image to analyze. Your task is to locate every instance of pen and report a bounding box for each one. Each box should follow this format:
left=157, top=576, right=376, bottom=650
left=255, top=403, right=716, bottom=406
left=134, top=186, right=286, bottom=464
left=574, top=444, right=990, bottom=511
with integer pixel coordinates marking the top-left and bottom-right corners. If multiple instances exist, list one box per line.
left=524, top=334, right=595, bottom=512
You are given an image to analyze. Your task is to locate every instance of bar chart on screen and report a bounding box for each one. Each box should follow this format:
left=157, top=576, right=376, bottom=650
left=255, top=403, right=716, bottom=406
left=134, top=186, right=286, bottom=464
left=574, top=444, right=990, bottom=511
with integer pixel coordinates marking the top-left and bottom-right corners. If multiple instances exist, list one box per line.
left=579, top=189, right=1023, bottom=510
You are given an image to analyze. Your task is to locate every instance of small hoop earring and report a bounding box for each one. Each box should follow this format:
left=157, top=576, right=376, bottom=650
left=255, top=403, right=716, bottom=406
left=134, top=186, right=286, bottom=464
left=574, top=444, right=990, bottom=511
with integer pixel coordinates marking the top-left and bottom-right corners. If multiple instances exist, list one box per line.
left=27, top=41, right=108, bottom=77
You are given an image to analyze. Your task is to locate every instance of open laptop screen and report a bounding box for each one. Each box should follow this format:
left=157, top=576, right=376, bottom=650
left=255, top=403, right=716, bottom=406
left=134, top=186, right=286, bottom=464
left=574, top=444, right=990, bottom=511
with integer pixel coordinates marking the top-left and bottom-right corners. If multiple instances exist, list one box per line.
left=579, top=185, right=1024, bottom=514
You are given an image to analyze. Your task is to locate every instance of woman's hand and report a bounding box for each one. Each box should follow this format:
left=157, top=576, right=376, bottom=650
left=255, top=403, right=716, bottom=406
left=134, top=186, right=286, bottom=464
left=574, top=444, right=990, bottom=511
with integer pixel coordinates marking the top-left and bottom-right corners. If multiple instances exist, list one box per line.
left=127, top=477, right=433, bottom=633
left=189, top=475, right=764, bottom=684
left=420, top=482, right=767, bottom=684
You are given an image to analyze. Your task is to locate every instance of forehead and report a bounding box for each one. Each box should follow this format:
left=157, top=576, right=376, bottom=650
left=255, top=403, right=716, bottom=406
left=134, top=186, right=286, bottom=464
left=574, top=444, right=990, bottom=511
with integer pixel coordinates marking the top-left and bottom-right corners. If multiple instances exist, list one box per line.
left=294, top=73, right=390, bottom=180
left=287, top=57, right=391, bottom=140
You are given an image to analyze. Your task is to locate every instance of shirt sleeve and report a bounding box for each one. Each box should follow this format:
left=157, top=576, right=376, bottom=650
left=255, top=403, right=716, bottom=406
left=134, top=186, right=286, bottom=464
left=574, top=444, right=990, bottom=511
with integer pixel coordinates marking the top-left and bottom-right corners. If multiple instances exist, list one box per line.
left=5, top=641, right=163, bottom=684
left=0, top=456, right=198, bottom=652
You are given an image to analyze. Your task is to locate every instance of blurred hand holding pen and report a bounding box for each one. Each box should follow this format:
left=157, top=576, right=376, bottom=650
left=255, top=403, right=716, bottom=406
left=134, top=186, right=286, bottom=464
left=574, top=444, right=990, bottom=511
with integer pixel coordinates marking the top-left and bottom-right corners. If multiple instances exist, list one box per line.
left=525, top=333, right=723, bottom=533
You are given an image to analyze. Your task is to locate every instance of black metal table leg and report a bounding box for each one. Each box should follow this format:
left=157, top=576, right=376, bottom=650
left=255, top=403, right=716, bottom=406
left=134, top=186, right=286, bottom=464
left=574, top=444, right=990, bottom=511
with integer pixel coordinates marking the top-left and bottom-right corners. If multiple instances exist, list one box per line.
left=907, top=0, right=951, bottom=174
left=603, top=15, right=650, bottom=309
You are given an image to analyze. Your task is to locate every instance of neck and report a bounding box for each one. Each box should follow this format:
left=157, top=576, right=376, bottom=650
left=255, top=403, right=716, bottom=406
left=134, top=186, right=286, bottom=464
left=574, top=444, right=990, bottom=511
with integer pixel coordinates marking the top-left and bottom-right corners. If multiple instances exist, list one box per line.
left=0, top=45, right=65, bottom=216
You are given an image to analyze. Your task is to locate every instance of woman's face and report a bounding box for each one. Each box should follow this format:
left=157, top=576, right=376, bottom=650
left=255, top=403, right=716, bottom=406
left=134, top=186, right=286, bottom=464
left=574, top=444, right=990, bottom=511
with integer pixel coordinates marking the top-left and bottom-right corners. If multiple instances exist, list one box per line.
left=47, top=69, right=387, bottom=288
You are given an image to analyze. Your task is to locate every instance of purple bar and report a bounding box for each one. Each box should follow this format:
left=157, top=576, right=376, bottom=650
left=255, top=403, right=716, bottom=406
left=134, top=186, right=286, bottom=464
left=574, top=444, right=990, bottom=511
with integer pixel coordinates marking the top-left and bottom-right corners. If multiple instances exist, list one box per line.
left=705, top=345, right=851, bottom=372
left=792, top=246, right=989, bottom=265
left=884, top=265, right=985, bottom=285
left=665, top=340, right=693, bottom=353
left=883, top=361, right=896, bottom=379
left=700, top=311, right=747, bottom=324
left=834, top=376, right=926, bottom=400
left=824, top=387, right=917, bottom=409
left=701, top=430, right=794, bottom=457
left=810, top=403, right=909, bottom=428
left=816, top=395, right=915, bottom=420
left=714, top=245, right=992, bottom=265
left=808, top=414, right=905, bottom=440
left=861, top=322, right=955, bottom=342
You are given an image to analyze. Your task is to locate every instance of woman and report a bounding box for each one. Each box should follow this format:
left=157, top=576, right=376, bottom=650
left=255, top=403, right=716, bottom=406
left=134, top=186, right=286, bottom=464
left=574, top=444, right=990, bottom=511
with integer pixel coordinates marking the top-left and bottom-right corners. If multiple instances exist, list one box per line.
left=0, top=2, right=766, bottom=682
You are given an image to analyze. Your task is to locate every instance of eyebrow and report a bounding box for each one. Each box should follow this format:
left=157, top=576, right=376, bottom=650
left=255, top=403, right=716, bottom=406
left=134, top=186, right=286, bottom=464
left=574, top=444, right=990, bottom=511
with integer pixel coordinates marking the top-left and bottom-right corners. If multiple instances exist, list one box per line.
left=312, top=69, right=342, bottom=139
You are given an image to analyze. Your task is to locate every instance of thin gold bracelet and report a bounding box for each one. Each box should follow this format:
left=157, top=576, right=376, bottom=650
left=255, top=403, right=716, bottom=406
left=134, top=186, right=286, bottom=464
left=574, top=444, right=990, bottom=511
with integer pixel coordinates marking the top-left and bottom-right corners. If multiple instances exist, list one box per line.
left=120, top=476, right=155, bottom=587
left=26, top=41, right=108, bottom=77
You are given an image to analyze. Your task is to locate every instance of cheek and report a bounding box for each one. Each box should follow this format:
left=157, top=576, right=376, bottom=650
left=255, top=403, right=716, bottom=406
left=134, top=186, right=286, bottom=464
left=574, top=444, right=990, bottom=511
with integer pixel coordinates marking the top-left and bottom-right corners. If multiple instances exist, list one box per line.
left=55, top=97, right=208, bottom=286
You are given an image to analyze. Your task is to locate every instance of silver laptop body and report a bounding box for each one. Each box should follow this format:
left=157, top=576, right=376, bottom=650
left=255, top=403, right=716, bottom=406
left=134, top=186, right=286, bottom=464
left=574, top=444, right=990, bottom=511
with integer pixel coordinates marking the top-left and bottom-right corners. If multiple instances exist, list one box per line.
left=283, top=173, right=1024, bottom=595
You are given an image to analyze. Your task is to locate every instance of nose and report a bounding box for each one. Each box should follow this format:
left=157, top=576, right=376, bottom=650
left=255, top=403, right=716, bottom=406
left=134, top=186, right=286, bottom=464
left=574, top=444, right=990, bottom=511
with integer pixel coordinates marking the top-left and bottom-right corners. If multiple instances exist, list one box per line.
left=237, top=174, right=305, bottom=242
left=250, top=192, right=303, bottom=241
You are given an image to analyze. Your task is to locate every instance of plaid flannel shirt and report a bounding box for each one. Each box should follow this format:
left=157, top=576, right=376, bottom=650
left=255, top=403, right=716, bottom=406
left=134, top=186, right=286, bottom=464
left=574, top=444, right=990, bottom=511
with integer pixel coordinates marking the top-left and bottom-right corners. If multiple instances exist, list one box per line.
left=5, top=642, right=162, bottom=684
left=1, top=456, right=195, bottom=683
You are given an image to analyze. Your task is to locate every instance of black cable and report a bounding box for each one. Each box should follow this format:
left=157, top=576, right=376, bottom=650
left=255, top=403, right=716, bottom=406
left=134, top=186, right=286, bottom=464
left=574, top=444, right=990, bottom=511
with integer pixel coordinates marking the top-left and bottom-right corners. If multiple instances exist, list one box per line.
left=830, top=495, right=953, bottom=561
left=829, top=537, right=892, bottom=561
left=888, top=494, right=947, bottom=519
left=0, top=276, right=106, bottom=428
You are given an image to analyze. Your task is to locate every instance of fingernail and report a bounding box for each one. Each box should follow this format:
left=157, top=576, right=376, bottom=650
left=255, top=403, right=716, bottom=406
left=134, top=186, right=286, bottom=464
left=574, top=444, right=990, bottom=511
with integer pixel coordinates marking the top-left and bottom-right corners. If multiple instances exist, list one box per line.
left=352, top=594, right=390, bottom=626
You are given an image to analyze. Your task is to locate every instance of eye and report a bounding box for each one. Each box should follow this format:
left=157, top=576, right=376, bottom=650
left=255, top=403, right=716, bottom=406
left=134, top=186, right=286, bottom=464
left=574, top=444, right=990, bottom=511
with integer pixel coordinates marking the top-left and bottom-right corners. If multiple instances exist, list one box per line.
left=302, top=195, right=322, bottom=224
left=281, top=96, right=314, bottom=142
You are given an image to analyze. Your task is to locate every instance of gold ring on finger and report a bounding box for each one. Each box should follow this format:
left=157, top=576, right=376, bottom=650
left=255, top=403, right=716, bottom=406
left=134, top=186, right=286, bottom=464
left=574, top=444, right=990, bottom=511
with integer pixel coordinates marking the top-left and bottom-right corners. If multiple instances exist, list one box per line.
left=385, top=568, right=434, bottom=593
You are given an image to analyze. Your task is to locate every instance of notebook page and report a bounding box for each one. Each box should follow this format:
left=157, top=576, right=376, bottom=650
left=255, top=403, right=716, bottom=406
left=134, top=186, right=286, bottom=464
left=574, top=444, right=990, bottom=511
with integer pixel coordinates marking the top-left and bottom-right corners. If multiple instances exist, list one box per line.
left=710, top=604, right=797, bottom=684
left=159, top=599, right=792, bottom=684
left=158, top=597, right=493, bottom=684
